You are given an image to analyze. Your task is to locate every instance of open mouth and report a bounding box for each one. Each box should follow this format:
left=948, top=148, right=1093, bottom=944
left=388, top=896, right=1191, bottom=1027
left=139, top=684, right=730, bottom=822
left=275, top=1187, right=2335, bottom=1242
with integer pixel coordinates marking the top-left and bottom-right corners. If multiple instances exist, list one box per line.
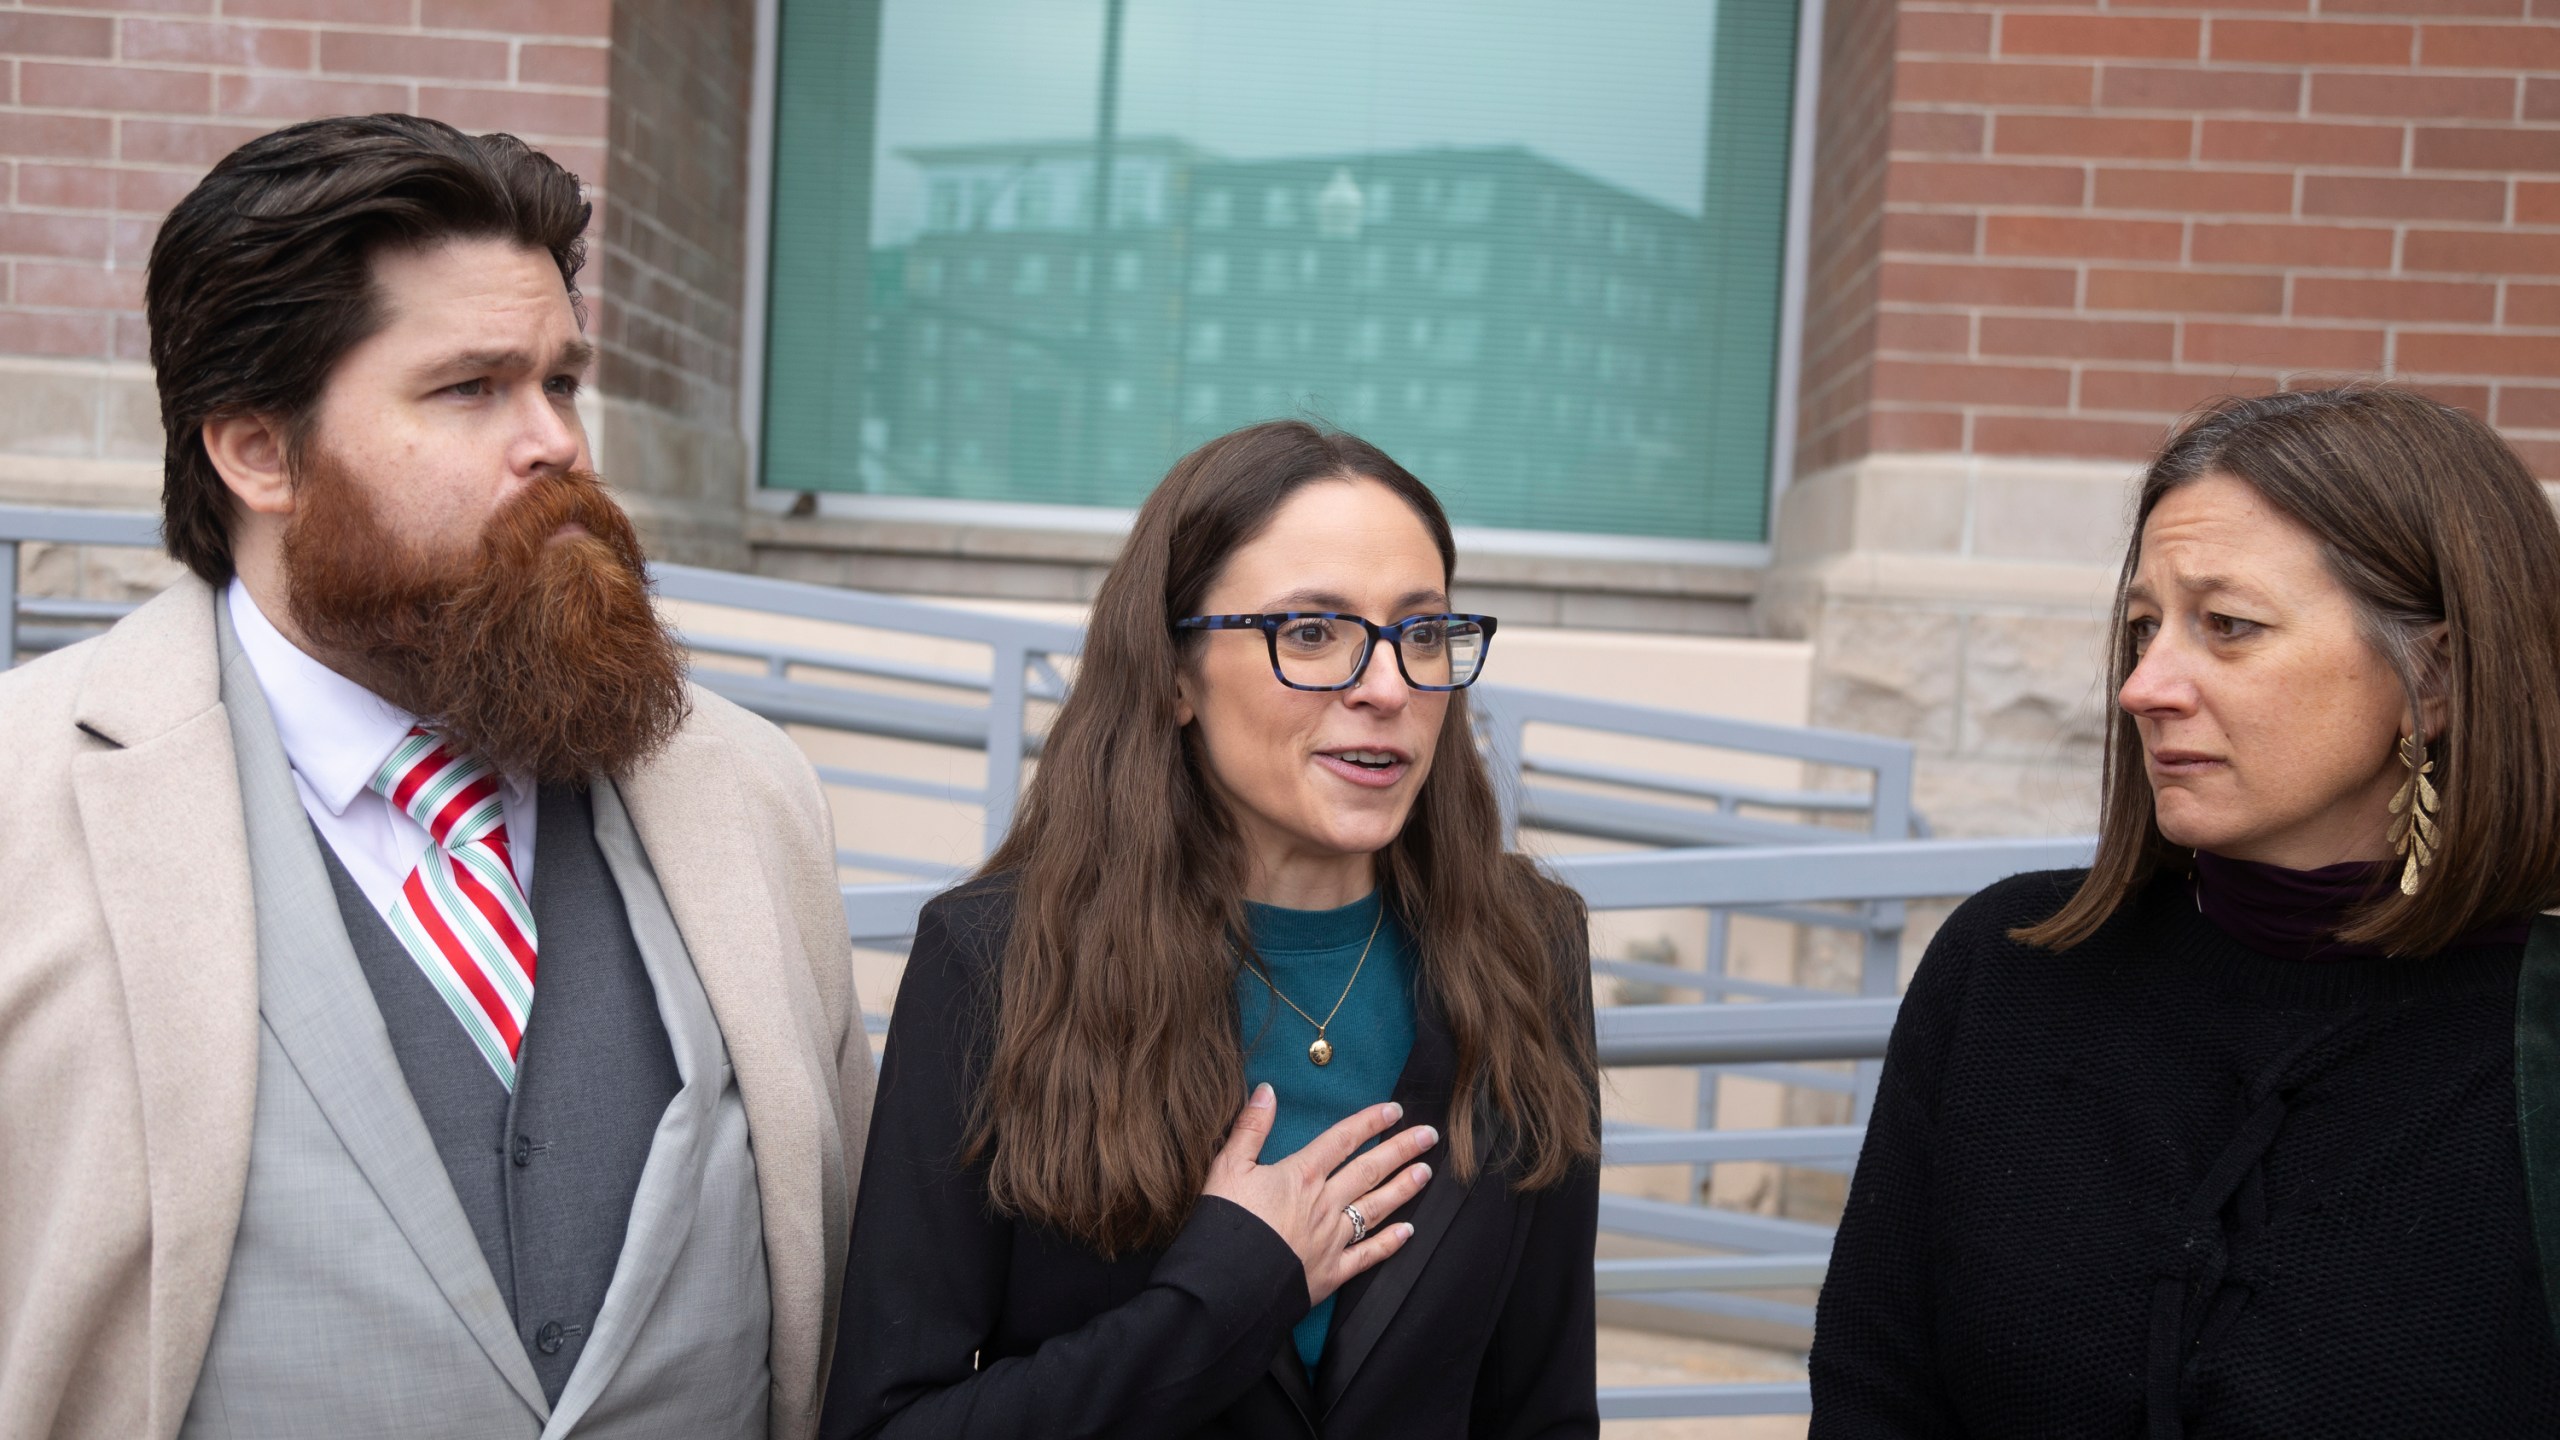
left=1315, top=747, right=1411, bottom=788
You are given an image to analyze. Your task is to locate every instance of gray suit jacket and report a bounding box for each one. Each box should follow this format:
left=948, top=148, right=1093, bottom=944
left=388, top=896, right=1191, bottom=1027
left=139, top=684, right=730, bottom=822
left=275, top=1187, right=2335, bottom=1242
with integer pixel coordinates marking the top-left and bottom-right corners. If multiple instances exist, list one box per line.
left=0, top=576, right=874, bottom=1440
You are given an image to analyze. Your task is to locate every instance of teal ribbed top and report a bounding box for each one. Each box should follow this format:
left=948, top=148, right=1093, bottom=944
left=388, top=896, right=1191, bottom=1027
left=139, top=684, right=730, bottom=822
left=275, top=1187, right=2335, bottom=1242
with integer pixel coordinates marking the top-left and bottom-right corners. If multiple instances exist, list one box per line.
left=1236, top=890, right=1418, bottom=1380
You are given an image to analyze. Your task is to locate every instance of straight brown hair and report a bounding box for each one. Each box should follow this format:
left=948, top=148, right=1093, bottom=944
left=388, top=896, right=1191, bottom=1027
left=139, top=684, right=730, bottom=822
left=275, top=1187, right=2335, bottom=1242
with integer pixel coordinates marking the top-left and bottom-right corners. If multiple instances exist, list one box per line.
left=970, top=420, right=1600, bottom=1257
left=2019, top=385, right=2560, bottom=955
left=146, top=113, right=590, bottom=586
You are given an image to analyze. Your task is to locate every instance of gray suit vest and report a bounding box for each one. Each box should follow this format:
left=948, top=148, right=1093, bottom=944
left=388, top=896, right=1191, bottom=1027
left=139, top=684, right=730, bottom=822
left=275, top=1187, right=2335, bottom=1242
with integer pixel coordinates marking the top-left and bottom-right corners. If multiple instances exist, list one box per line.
left=182, top=602, right=774, bottom=1440
left=320, top=781, right=682, bottom=1402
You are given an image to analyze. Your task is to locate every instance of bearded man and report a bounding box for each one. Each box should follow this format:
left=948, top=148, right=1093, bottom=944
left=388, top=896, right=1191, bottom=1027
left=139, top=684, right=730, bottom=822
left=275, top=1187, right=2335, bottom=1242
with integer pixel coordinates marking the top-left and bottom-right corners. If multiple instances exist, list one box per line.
left=0, top=115, right=873, bottom=1440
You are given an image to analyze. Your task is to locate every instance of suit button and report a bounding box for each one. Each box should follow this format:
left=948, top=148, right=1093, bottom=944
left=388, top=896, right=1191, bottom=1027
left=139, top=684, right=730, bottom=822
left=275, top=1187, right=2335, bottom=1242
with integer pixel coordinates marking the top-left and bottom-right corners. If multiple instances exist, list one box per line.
left=536, top=1321, right=565, bottom=1355
left=512, top=1134, right=533, bottom=1167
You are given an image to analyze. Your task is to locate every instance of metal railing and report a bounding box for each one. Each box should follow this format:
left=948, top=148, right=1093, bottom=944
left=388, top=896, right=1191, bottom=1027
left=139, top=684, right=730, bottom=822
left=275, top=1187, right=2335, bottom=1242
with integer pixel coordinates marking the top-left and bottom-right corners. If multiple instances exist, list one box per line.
left=4, top=504, right=2097, bottom=1420
left=838, top=833, right=2092, bottom=1418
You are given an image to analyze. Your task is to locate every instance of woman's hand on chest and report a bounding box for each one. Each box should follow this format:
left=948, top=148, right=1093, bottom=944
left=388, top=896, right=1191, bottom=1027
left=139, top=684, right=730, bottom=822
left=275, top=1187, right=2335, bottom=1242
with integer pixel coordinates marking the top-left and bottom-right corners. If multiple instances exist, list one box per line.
left=1202, top=1084, right=1437, bottom=1305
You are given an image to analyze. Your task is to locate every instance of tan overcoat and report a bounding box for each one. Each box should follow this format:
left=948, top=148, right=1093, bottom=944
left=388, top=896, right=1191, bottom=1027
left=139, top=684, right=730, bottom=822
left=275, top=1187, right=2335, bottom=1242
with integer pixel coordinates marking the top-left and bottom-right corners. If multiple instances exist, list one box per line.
left=0, top=576, right=874, bottom=1440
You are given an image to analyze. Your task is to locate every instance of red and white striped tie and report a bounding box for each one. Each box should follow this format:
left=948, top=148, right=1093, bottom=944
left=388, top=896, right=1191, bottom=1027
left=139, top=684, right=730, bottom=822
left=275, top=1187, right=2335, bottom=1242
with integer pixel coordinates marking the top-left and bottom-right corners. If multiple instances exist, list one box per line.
left=369, top=728, right=539, bottom=1089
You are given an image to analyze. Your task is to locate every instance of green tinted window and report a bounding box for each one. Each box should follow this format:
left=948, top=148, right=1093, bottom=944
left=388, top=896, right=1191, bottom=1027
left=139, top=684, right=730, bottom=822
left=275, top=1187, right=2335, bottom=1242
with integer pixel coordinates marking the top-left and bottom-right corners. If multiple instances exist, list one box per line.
left=765, top=0, right=1797, bottom=543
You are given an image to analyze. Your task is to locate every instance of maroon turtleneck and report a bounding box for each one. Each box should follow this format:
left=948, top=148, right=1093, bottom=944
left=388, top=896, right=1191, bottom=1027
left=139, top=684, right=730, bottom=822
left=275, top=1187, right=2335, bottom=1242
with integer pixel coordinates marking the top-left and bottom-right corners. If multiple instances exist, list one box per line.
left=2191, top=848, right=2531, bottom=960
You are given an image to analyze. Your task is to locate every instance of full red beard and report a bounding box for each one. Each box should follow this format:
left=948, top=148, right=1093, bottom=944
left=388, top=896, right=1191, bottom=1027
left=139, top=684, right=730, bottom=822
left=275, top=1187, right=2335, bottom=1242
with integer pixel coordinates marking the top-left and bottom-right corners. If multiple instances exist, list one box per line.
left=280, top=453, right=691, bottom=783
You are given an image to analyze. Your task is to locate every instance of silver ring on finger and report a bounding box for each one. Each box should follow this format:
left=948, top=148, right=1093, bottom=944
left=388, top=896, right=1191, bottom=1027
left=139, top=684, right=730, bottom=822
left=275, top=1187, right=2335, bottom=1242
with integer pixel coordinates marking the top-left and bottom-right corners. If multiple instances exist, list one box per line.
left=1343, top=1203, right=1368, bottom=1247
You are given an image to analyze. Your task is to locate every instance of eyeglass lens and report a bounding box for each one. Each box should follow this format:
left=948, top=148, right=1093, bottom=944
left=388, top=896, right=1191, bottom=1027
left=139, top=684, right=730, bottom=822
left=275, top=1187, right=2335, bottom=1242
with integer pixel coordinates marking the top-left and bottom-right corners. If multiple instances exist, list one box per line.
left=1272, top=615, right=1487, bottom=689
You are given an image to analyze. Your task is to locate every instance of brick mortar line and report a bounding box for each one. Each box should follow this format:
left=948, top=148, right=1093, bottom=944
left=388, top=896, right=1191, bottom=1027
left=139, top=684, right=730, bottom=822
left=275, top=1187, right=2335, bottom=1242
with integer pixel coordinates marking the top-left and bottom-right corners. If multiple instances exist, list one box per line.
left=8, top=61, right=610, bottom=99
left=8, top=7, right=608, bottom=44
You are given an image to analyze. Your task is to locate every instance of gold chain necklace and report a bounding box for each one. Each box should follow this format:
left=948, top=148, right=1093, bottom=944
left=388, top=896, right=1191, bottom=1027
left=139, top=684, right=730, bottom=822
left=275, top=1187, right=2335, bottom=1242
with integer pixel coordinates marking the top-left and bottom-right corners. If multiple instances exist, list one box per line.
left=1241, top=904, right=1384, bottom=1067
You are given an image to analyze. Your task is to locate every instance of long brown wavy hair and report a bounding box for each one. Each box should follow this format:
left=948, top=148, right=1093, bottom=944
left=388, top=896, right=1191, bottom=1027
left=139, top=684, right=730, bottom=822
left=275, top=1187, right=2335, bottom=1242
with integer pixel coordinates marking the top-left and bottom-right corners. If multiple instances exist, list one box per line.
left=2018, top=385, right=2560, bottom=956
left=969, top=420, right=1600, bottom=1256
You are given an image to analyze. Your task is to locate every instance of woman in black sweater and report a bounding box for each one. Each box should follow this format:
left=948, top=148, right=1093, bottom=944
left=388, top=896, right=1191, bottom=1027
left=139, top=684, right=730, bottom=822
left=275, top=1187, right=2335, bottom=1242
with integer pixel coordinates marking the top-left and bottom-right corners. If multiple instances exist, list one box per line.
left=822, top=422, right=1601, bottom=1439
left=1811, top=387, right=2560, bottom=1436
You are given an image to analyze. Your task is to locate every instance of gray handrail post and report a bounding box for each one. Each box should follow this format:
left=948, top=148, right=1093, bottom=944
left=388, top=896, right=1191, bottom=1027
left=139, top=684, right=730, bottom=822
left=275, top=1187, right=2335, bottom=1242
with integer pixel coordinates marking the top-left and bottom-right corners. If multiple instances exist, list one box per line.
left=982, top=641, right=1030, bottom=852
left=1475, top=691, right=1526, bottom=844
left=2, top=539, right=18, bottom=671
left=1846, top=736, right=1917, bottom=1132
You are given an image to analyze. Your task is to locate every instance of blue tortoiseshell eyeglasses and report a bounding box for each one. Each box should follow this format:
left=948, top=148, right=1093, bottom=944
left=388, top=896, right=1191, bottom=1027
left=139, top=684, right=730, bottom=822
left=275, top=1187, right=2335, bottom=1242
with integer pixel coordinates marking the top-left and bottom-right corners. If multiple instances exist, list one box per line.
left=1173, top=611, right=1498, bottom=692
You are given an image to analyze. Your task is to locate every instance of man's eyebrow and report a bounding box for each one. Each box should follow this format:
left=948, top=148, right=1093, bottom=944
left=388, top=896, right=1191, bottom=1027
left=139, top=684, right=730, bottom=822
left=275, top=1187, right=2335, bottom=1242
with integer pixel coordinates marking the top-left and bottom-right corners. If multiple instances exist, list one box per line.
left=413, top=338, right=595, bottom=379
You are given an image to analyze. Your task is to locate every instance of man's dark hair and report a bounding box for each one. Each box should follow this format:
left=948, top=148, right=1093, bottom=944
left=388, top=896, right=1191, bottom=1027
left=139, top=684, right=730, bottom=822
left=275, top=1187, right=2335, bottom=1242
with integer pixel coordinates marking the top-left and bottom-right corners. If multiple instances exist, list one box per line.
left=146, top=113, right=591, bottom=585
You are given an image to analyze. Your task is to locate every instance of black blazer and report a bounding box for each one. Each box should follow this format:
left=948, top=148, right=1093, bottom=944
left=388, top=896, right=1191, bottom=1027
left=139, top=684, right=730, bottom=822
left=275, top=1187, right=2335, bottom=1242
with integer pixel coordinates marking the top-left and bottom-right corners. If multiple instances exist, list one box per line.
left=820, top=878, right=1600, bottom=1439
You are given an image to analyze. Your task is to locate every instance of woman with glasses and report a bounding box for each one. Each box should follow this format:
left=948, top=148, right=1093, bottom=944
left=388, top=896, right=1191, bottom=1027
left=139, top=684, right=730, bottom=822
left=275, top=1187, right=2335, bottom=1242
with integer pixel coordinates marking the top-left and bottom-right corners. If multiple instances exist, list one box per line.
left=821, top=421, right=1601, bottom=1439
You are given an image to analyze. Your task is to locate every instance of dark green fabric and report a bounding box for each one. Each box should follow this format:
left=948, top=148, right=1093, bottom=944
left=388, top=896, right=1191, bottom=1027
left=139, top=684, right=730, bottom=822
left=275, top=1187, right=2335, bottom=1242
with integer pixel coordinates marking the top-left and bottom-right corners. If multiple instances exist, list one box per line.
left=2518, top=915, right=2560, bottom=1345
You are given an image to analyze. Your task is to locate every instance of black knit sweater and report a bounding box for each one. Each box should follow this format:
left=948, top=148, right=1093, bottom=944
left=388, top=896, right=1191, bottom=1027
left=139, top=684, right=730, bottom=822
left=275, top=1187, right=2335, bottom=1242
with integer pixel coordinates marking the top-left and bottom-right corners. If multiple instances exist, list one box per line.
left=1809, top=869, right=2560, bottom=1437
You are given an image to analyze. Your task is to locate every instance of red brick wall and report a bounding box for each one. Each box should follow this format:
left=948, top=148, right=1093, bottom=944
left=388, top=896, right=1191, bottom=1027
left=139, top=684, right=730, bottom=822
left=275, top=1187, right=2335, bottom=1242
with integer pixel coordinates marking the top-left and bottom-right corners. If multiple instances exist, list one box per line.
left=0, top=2, right=611, bottom=366
left=1799, top=0, right=1902, bottom=476
left=597, top=0, right=753, bottom=431
left=1825, top=0, right=2560, bottom=475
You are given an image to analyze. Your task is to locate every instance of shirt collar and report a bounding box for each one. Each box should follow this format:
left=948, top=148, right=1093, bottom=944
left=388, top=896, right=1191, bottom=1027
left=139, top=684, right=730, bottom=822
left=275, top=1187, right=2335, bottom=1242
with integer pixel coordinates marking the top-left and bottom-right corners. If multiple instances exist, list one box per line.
left=225, top=578, right=429, bottom=818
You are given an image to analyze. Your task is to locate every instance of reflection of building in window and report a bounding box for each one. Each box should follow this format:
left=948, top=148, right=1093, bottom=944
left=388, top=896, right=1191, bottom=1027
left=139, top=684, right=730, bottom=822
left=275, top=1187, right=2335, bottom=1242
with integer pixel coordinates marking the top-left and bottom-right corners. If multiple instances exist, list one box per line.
left=870, top=139, right=1716, bottom=533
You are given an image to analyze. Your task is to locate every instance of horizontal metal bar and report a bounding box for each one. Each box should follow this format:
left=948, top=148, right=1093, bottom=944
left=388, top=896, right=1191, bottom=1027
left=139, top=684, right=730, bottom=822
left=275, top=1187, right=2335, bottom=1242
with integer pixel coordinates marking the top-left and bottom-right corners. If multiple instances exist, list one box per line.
left=811, top=763, right=984, bottom=806
left=13, top=623, right=108, bottom=656
left=1476, top=680, right=1912, bottom=771
left=693, top=668, right=1004, bottom=750
left=684, top=631, right=1002, bottom=696
left=1733, top=899, right=1888, bottom=932
left=835, top=849, right=964, bottom=881
left=17, top=597, right=136, bottom=622
left=1525, top=753, right=1874, bottom=815
left=1597, top=1382, right=1811, bottom=1419
left=1596, top=1193, right=1835, bottom=1253
left=1521, top=783, right=1852, bottom=849
left=1547, top=835, right=2095, bottom=911
left=655, top=560, right=1086, bottom=655
left=1715, top=1062, right=1860, bottom=1095
left=843, top=881, right=944, bottom=943
left=1590, top=956, right=1825, bottom=1002
left=1603, top=1125, right=1866, bottom=1167
left=835, top=835, right=2089, bottom=950
left=0, top=504, right=160, bottom=546
left=1597, top=997, right=1898, bottom=1067
left=1606, top=1288, right=1817, bottom=1339
left=1594, top=1253, right=1829, bottom=1294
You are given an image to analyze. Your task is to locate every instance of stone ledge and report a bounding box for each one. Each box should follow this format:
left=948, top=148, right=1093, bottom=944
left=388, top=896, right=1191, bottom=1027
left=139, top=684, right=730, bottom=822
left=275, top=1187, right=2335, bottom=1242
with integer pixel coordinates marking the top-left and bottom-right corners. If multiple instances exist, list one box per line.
left=746, top=503, right=1768, bottom=601
left=1762, top=551, right=2117, bottom=616
left=0, top=455, right=161, bottom=511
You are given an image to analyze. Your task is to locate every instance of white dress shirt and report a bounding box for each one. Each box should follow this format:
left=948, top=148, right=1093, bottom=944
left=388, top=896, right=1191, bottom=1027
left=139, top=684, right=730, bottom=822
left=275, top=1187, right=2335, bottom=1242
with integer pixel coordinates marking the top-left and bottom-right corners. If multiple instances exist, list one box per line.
left=226, top=579, right=538, bottom=924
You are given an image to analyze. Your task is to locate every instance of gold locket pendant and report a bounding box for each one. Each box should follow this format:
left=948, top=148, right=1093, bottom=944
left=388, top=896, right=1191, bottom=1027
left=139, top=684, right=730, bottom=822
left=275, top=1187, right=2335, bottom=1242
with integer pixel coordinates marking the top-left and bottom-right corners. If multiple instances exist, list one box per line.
left=1243, top=906, right=1380, bottom=1072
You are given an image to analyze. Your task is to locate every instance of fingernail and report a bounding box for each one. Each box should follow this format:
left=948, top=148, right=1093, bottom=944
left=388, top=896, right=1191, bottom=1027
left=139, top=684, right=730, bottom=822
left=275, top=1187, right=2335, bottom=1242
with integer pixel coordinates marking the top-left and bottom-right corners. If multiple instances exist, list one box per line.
left=1412, top=1164, right=1431, bottom=1182
left=1383, top=1102, right=1403, bottom=1122
left=1417, top=1126, right=1438, bottom=1147
left=1397, top=1224, right=1415, bottom=1239
left=1253, top=1082, right=1274, bottom=1107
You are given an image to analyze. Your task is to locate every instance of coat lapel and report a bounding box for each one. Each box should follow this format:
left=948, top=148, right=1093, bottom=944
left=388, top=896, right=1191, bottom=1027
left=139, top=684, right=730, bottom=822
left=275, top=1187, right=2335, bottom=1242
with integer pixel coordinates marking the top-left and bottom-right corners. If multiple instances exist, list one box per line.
left=617, top=720, right=841, bottom=1434
left=1315, top=983, right=1478, bottom=1418
left=210, top=600, right=550, bottom=1419
left=67, top=579, right=262, bottom=1440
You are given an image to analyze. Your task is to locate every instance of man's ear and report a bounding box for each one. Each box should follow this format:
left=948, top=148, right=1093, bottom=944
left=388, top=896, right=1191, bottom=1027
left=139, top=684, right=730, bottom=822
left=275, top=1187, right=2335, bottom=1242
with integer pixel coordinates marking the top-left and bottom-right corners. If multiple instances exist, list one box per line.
left=202, top=413, right=296, bottom=519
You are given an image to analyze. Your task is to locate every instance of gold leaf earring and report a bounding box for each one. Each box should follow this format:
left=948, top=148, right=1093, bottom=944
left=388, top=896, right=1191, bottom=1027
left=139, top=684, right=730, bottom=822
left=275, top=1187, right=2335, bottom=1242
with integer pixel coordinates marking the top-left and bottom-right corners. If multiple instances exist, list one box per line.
left=2387, top=733, right=2439, bottom=896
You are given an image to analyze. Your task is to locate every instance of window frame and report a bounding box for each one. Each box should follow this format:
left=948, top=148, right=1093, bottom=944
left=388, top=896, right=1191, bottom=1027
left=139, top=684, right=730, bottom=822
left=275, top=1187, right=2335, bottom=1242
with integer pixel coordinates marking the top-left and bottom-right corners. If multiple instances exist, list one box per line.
left=738, top=0, right=1826, bottom=571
